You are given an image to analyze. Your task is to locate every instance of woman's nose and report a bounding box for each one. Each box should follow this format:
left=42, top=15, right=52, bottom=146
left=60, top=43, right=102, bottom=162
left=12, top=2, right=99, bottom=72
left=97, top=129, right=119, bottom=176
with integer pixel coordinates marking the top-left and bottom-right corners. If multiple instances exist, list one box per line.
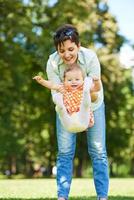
left=64, top=52, right=70, bottom=58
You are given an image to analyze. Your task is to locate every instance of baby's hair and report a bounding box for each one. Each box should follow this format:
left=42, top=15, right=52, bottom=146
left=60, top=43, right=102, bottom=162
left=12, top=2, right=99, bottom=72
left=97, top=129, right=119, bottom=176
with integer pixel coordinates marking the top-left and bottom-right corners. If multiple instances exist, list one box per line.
left=64, top=63, right=85, bottom=80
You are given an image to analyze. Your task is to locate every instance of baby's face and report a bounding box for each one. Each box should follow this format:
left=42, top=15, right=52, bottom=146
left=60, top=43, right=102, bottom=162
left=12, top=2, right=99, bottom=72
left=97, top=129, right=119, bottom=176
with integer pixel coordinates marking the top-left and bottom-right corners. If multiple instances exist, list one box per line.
left=64, top=69, right=84, bottom=89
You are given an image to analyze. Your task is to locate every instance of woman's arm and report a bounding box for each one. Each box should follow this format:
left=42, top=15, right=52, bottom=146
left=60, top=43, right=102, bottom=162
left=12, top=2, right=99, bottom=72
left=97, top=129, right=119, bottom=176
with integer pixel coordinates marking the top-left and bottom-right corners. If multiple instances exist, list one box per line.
left=86, top=50, right=102, bottom=92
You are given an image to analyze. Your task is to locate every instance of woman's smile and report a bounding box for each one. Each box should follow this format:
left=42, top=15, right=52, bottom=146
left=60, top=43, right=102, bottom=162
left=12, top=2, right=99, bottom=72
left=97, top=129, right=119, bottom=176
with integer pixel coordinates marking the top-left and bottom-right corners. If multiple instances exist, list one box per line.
left=57, top=40, right=80, bottom=65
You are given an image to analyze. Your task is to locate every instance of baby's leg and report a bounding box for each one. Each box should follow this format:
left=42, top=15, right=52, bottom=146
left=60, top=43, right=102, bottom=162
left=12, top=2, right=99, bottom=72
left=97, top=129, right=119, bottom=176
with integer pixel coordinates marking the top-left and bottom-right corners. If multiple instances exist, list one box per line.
left=53, top=93, right=73, bottom=128
left=79, top=88, right=90, bottom=122
left=78, top=77, right=92, bottom=124
left=80, top=89, right=90, bottom=111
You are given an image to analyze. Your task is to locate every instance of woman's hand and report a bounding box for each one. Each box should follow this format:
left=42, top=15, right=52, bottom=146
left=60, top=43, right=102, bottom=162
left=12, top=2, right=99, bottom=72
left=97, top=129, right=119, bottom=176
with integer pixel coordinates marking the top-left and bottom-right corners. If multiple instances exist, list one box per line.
left=90, top=76, right=101, bottom=92
left=91, top=92, right=98, bottom=102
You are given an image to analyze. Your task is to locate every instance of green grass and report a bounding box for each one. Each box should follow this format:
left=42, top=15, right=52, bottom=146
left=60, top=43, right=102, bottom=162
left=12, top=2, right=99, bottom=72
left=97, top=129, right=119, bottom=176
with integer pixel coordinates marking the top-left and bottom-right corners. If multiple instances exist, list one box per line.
left=0, top=178, right=133, bottom=199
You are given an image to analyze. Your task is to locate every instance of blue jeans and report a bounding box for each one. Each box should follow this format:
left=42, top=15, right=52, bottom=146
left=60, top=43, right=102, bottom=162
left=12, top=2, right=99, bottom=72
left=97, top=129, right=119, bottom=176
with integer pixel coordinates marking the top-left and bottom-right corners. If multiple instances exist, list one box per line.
left=56, top=102, right=109, bottom=199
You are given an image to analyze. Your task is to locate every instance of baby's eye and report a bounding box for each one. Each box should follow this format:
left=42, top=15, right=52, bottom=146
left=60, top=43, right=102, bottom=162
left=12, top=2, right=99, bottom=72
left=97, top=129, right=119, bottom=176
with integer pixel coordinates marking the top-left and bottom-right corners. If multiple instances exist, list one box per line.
left=76, top=79, right=80, bottom=81
left=68, top=79, right=72, bottom=82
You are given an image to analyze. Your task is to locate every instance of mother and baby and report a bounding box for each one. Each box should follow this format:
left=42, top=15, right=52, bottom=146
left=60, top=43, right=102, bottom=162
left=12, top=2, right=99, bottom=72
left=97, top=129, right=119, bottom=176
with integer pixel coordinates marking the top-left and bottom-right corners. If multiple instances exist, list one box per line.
left=33, top=24, right=109, bottom=200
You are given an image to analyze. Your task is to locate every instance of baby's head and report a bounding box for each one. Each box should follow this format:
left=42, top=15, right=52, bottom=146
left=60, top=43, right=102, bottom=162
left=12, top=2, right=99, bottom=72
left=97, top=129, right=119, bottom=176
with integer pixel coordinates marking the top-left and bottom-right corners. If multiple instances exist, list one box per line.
left=64, top=63, right=85, bottom=89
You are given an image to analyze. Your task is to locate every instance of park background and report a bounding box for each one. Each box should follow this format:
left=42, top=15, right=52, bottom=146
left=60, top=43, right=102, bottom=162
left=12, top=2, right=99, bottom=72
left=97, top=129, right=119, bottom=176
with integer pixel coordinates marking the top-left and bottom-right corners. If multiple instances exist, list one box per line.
left=0, top=0, right=134, bottom=181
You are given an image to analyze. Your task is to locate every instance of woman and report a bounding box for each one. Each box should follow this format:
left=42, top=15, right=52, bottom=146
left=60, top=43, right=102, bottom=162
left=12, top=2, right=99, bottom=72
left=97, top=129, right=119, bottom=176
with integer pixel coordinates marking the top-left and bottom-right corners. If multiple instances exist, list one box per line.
left=46, top=24, right=109, bottom=200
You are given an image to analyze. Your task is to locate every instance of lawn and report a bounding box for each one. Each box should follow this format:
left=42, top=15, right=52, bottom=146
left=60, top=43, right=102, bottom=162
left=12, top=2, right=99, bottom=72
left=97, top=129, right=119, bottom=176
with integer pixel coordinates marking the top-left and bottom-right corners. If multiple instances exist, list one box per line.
left=0, top=178, right=133, bottom=200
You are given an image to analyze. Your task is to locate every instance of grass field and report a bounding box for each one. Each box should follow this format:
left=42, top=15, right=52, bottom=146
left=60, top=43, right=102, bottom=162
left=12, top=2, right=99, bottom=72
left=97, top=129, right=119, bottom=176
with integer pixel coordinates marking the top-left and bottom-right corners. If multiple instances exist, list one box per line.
left=0, top=178, right=133, bottom=200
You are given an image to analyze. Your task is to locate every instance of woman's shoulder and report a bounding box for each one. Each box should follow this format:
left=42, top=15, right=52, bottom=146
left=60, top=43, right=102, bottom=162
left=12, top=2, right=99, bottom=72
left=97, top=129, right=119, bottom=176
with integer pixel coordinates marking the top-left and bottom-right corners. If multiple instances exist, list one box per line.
left=79, top=47, right=97, bottom=65
left=80, top=46, right=96, bottom=57
left=49, top=51, right=61, bottom=64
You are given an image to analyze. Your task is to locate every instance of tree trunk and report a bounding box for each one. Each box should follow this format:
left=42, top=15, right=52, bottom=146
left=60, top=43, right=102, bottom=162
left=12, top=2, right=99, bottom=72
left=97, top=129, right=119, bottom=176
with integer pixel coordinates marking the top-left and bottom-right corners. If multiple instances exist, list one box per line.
left=109, top=161, right=115, bottom=177
left=10, top=155, right=16, bottom=174
left=75, top=158, right=83, bottom=177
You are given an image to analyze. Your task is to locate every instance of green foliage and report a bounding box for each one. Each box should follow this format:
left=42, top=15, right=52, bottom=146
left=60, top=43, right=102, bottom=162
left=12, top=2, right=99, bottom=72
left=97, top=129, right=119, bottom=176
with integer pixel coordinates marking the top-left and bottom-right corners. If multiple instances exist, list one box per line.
left=0, top=0, right=56, bottom=176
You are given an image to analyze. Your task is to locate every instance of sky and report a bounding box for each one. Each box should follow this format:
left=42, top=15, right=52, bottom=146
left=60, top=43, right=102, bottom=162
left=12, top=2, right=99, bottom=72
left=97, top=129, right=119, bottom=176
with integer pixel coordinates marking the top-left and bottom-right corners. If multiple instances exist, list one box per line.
left=108, top=0, right=134, bottom=43
left=108, top=0, right=134, bottom=67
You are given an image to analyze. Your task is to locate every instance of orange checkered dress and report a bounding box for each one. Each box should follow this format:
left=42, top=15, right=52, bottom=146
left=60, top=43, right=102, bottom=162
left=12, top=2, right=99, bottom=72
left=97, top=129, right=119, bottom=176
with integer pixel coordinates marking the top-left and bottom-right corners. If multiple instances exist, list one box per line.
left=63, top=84, right=94, bottom=127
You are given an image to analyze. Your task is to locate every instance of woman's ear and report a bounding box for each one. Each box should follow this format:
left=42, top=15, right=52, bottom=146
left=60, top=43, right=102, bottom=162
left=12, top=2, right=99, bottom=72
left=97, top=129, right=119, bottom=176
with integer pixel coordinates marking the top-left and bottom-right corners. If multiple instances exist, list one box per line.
left=78, top=42, right=81, bottom=48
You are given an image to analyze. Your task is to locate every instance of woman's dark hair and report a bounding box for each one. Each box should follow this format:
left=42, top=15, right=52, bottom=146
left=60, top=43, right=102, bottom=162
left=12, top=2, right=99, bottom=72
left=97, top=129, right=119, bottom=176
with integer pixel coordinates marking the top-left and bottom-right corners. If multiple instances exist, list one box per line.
left=53, top=24, right=79, bottom=50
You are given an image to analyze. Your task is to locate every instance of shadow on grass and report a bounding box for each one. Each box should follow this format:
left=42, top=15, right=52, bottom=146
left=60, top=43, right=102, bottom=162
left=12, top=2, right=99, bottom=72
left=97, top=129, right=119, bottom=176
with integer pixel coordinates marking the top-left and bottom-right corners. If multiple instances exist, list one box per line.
left=0, top=196, right=133, bottom=200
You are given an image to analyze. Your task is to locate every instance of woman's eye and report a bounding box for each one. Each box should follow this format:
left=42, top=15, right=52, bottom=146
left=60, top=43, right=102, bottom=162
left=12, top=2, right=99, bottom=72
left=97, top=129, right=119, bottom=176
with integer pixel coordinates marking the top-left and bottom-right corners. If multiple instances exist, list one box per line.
left=59, top=50, right=64, bottom=53
left=69, top=48, right=74, bottom=51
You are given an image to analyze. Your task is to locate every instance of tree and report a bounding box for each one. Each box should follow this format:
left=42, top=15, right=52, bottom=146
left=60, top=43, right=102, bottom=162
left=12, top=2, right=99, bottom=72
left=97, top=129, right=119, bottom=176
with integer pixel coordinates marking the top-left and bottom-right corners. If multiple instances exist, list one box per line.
left=0, top=0, right=56, bottom=176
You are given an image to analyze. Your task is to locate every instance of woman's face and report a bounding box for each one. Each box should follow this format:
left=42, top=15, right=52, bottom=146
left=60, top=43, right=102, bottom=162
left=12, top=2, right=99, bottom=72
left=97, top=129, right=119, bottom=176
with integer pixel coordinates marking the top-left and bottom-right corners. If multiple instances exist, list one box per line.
left=57, top=40, right=80, bottom=65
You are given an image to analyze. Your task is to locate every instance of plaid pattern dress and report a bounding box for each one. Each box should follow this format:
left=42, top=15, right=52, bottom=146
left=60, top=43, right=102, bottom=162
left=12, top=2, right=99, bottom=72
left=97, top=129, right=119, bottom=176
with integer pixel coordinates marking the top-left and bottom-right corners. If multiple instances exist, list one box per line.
left=63, top=85, right=94, bottom=127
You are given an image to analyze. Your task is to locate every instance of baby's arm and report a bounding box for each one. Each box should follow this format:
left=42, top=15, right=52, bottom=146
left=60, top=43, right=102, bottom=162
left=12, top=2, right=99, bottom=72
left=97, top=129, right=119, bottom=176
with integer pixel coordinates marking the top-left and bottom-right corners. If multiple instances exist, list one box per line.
left=33, top=75, right=62, bottom=91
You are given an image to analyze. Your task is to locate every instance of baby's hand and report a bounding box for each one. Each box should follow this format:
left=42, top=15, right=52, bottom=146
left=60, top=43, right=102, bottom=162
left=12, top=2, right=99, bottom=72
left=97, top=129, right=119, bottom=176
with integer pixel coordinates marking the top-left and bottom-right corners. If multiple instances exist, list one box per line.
left=56, top=83, right=65, bottom=94
left=33, top=75, right=44, bottom=84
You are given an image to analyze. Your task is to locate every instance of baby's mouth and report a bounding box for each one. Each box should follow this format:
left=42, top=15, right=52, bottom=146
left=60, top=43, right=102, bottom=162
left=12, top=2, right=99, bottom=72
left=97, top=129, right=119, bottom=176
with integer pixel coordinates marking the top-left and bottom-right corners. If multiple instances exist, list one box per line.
left=71, top=84, right=78, bottom=88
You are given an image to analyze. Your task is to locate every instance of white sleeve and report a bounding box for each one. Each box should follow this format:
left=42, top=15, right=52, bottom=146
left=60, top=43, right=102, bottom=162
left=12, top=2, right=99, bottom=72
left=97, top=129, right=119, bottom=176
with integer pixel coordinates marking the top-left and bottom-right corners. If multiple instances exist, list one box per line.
left=86, top=51, right=101, bottom=78
left=46, top=57, right=61, bottom=103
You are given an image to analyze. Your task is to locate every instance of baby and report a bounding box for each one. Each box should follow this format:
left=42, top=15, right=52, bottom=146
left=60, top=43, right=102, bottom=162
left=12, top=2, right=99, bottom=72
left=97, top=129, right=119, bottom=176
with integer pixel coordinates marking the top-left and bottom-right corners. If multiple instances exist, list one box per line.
left=62, top=65, right=95, bottom=127
left=33, top=64, right=100, bottom=132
